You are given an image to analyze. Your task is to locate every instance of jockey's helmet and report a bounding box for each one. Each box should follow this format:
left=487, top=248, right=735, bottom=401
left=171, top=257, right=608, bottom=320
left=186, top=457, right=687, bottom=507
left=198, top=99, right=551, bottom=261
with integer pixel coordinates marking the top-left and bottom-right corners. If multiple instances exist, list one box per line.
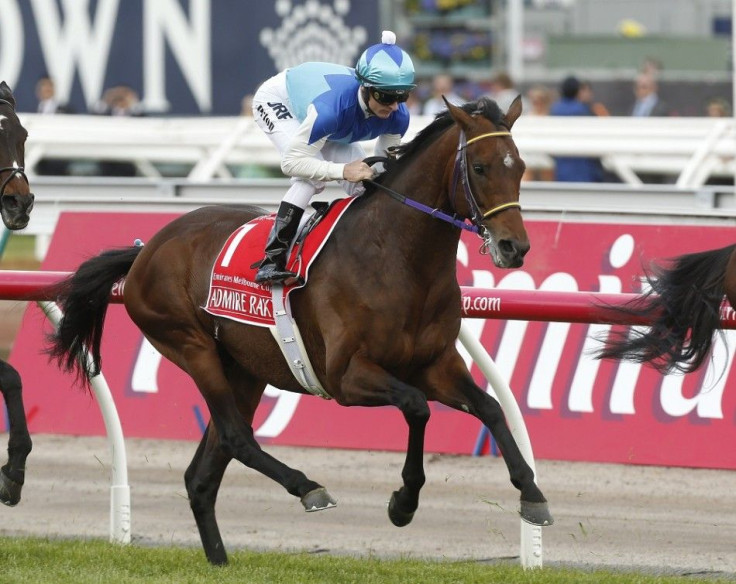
left=355, top=30, right=416, bottom=94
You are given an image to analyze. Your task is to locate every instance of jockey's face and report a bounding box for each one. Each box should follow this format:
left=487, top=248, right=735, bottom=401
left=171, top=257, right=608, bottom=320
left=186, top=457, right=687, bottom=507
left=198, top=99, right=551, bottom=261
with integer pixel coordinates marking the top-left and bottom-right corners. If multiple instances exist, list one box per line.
left=365, top=89, right=401, bottom=119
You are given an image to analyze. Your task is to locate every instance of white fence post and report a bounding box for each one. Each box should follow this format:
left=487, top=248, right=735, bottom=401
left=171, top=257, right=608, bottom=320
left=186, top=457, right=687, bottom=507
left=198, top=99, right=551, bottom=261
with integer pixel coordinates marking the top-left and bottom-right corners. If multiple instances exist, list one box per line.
left=38, top=300, right=131, bottom=545
left=458, top=320, right=543, bottom=569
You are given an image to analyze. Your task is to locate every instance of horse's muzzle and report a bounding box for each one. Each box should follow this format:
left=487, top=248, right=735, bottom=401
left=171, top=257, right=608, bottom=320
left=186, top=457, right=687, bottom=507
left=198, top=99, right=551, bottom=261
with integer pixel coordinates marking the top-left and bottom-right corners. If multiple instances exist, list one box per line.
left=495, top=237, right=530, bottom=268
left=1, top=193, right=35, bottom=230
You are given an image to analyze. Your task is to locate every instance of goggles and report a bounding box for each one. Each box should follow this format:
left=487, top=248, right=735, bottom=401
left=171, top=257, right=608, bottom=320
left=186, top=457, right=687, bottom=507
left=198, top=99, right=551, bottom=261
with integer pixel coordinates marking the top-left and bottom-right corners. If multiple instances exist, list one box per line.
left=371, top=88, right=410, bottom=106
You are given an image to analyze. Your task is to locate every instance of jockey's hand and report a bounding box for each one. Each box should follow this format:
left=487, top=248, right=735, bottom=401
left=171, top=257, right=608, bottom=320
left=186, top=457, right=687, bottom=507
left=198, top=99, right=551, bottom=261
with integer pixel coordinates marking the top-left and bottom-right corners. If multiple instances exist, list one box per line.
left=343, top=160, right=374, bottom=183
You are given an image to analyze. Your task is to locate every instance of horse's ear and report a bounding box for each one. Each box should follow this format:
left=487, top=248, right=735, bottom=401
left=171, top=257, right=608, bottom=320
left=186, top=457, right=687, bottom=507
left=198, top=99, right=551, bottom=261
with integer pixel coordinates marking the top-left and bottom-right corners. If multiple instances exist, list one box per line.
left=443, top=97, right=473, bottom=132
left=505, top=95, right=523, bottom=129
left=0, top=82, right=15, bottom=108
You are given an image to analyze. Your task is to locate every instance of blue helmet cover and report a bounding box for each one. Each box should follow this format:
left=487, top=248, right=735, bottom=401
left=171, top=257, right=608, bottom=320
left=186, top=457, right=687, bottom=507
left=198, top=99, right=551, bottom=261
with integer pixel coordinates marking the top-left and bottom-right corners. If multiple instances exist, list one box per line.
left=356, top=35, right=415, bottom=91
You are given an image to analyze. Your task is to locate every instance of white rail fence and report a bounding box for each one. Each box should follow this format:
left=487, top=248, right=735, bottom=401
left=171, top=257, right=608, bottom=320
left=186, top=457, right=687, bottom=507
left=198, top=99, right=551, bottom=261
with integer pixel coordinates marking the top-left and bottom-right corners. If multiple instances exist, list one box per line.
left=19, top=112, right=736, bottom=188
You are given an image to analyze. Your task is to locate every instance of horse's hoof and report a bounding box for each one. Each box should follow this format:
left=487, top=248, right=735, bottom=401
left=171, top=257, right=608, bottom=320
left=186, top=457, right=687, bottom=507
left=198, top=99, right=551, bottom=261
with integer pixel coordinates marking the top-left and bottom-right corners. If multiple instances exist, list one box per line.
left=520, top=500, right=554, bottom=526
left=301, top=487, right=337, bottom=512
left=0, top=470, right=22, bottom=507
left=387, top=491, right=415, bottom=527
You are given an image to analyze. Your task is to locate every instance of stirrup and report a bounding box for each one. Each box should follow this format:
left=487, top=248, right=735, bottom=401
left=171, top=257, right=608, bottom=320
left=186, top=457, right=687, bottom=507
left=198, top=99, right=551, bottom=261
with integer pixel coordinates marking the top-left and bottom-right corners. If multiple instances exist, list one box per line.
left=255, top=265, right=298, bottom=284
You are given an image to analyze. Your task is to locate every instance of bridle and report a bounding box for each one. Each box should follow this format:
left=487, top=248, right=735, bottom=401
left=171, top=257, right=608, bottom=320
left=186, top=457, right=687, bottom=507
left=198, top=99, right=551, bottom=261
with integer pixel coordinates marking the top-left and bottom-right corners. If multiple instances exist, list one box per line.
left=453, top=130, right=521, bottom=223
left=364, top=128, right=521, bottom=243
left=0, top=97, right=29, bottom=197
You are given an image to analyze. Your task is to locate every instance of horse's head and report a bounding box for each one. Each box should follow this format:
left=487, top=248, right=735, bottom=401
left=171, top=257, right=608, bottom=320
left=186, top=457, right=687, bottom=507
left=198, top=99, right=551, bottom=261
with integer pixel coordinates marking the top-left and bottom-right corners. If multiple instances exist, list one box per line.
left=445, top=96, right=529, bottom=268
left=0, top=81, right=33, bottom=230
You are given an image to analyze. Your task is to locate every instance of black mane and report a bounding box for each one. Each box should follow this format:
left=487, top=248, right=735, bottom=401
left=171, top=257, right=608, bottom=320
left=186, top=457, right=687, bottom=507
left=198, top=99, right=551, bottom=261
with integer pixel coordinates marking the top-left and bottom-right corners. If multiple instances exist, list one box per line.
left=371, top=97, right=507, bottom=189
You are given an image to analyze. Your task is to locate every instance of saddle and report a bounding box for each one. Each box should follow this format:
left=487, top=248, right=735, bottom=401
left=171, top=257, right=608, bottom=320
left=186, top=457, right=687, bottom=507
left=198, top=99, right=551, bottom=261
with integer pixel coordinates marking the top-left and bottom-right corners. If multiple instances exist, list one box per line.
left=204, top=197, right=357, bottom=328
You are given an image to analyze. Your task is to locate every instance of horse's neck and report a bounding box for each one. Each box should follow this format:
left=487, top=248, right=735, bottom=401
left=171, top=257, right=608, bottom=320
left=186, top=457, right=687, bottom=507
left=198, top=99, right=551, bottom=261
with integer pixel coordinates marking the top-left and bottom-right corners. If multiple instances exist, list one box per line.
left=362, top=135, right=461, bottom=269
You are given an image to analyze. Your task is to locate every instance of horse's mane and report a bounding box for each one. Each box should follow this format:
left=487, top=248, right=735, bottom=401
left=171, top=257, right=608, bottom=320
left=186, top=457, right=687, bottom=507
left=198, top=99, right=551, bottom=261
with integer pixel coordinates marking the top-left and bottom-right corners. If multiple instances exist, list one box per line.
left=370, top=97, right=507, bottom=190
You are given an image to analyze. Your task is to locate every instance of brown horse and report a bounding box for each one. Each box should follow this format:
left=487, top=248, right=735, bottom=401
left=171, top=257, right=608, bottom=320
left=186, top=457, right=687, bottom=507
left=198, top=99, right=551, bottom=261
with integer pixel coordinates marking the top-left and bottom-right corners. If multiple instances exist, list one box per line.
left=47, top=97, right=552, bottom=565
left=0, top=81, right=35, bottom=506
left=597, top=244, right=736, bottom=373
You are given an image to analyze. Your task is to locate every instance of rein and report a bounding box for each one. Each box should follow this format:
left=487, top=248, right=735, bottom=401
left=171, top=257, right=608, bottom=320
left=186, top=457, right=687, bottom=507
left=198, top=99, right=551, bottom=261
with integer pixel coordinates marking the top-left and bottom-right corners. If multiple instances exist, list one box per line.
left=364, top=129, right=521, bottom=237
left=0, top=98, right=29, bottom=197
left=364, top=175, right=481, bottom=234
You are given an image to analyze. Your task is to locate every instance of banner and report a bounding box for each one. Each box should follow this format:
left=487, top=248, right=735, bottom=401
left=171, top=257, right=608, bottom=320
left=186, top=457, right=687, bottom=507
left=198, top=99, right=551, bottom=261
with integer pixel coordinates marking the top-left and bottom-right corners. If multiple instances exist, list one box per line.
left=2, top=1, right=379, bottom=115
left=9, top=211, right=736, bottom=469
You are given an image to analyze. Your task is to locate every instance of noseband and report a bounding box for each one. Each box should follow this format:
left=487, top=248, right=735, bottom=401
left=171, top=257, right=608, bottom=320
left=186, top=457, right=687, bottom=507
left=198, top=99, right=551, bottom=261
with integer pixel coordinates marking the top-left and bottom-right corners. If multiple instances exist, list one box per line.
left=0, top=98, right=29, bottom=197
left=0, top=167, right=28, bottom=197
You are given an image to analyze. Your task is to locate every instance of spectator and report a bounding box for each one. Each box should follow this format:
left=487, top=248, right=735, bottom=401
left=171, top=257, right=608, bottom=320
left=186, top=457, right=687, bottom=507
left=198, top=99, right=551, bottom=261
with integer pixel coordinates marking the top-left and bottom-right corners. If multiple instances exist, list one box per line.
left=522, top=85, right=555, bottom=182
left=35, top=75, right=73, bottom=114
left=404, top=91, right=423, bottom=116
left=241, top=93, right=255, bottom=116
left=579, top=80, right=610, bottom=117
left=640, top=56, right=664, bottom=77
left=93, top=85, right=144, bottom=176
left=34, top=75, right=74, bottom=176
left=549, top=76, right=603, bottom=183
left=489, top=71, right=526, bottom=113
left=93, top=85, right=144, bottom=117
left=705, top=97, right=731, bottom=117
left=631, top=73, right=669, bottom=117
left=422, top=73, right=462, bottom=116
left=525, top=84, right=553, bottom=117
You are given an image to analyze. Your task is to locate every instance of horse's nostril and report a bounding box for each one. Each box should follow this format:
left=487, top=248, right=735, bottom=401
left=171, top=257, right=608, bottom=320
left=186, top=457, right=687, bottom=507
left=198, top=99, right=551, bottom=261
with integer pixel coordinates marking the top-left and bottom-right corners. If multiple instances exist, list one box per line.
left=499, top=239, right=530, bottom=258
left=3, top=195, right=19, bottom=210
left=2, top=194, right=34, bottom=214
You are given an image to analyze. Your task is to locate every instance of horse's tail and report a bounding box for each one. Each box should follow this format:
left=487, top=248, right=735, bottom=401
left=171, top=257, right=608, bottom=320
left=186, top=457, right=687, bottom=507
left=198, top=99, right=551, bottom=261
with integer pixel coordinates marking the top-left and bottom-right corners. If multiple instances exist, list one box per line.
left=46, top=246, right=142, bottom=386
left=596, top=244, right=736, bottom=373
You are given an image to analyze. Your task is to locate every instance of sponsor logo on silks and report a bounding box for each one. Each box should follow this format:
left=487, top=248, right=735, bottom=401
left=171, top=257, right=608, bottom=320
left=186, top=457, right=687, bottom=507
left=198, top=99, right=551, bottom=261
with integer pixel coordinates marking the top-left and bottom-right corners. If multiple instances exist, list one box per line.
left=267, top=101, right=292, bottom=120
left=256, top=104, right=275, bottom=131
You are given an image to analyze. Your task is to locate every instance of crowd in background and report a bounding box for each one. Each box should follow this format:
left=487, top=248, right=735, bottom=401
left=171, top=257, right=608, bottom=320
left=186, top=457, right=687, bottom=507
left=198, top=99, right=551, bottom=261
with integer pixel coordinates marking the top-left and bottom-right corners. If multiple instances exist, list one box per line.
left=33, top=75, right=145, bottom=177
left=31, top=59, right=733, bottom=183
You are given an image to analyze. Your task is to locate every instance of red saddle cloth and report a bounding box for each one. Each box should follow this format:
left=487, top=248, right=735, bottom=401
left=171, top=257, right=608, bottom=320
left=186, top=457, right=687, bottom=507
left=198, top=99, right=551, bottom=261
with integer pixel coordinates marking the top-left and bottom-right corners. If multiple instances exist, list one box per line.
left=204, top=197, right=356, bottom=326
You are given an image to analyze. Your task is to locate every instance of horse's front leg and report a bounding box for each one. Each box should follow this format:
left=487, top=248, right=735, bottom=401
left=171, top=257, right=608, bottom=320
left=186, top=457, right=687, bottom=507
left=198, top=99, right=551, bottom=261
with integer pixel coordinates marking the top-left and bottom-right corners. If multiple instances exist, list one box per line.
left=0, top=361, right=32, bottom=506
left=334, top=355, right=430, bottom=527
left=426, top=353, right=553, bottom=527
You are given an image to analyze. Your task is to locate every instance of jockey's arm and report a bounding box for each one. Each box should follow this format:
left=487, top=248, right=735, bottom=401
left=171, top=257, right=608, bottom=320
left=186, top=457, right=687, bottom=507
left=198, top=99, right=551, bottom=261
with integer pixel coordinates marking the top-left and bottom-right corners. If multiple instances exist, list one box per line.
left=281, top=105, right=346, bottom=181
left=281, top=105, right=373, bottom=183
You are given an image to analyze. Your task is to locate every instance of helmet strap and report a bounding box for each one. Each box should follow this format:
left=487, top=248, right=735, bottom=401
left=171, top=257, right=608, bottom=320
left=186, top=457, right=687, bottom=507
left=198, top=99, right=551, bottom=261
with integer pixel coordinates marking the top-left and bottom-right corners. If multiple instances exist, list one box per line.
left=360, top=86, right=378, bottom=116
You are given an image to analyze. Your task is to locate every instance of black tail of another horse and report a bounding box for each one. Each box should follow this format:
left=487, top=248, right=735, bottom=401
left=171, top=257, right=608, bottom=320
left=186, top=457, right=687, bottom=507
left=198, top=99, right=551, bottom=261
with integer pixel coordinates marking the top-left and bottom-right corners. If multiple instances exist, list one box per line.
left=597, top=244, right=735, bottom=373
left=46, top=247, right=142, bottom=385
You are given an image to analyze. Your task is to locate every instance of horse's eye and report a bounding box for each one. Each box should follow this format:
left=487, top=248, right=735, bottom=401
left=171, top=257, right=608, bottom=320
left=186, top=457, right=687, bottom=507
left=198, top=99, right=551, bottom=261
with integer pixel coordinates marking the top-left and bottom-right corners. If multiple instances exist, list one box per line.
left=472, top=163, right=484, bottom=175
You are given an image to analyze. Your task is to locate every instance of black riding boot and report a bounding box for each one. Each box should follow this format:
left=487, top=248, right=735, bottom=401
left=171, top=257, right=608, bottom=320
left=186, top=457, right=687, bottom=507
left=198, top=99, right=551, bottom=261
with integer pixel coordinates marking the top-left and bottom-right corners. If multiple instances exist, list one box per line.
left=254, top=202, right=304, bottom=283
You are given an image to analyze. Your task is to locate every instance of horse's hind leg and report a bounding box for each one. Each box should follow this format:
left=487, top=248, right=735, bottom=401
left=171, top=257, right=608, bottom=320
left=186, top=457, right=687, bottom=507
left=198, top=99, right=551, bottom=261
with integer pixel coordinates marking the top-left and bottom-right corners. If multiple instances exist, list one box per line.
left=0, top=360, right=31, bottom=506
left=153, top=335, right=334, bottom=563
left=184, top=421, right=231, bottom=565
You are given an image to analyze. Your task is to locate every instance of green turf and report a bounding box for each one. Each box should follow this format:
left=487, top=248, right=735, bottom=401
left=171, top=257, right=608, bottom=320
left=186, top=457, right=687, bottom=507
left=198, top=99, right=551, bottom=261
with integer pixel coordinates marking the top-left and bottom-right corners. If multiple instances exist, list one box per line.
left=0, top=537, right=730, bottom=584
left=1, top=234, right=36, bottom=260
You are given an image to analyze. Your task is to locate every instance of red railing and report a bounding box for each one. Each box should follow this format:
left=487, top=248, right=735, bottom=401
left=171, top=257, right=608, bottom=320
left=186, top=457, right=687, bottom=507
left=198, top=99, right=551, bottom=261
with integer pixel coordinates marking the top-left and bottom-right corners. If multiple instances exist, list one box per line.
left=2, top=270, right=734, bottom=328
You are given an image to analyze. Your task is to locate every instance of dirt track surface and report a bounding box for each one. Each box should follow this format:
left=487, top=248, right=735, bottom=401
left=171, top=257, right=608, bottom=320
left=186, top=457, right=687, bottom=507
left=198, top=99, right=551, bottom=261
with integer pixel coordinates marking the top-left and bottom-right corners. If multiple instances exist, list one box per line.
left=0, top=434, right=734, bottom=579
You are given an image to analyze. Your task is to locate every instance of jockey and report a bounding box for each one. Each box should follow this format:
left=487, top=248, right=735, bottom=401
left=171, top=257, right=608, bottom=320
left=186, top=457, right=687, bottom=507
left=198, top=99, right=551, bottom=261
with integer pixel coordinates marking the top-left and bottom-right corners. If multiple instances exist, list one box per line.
left=251, top=30, right=416, bottom=283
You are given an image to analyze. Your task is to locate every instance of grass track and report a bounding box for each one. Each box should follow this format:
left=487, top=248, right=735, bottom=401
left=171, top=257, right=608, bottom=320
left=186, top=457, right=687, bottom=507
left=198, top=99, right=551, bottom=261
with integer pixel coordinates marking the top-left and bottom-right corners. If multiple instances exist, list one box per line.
left=0, top=537, right=731, bottom=584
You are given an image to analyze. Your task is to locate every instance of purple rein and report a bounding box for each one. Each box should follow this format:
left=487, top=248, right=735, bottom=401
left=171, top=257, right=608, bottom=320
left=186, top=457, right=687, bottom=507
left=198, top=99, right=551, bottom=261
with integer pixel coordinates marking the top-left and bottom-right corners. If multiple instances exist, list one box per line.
left=364, top=129, right=520, bottom=236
